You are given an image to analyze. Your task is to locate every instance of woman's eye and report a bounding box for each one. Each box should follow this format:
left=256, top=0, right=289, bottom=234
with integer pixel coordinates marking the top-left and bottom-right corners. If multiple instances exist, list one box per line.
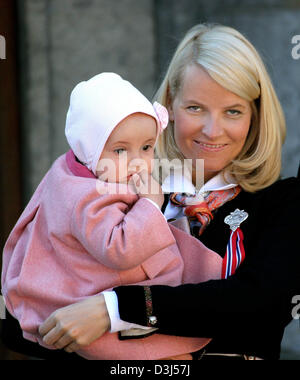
left=142, top=145, right=152, bottom=151
left=187, top=106, right=201, bottom=112
left=114, top=148, right=126, bottom=155
left=226, top=109, right=242, bottom=116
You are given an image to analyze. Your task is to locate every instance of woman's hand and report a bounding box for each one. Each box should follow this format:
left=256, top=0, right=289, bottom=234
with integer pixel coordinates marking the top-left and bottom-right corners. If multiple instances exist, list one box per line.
left=38, top=294, right=111, bottom=353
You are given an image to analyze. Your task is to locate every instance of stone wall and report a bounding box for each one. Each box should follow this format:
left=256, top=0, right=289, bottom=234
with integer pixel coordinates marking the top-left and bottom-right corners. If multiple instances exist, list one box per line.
left=17, top=0, right=156, bottom=201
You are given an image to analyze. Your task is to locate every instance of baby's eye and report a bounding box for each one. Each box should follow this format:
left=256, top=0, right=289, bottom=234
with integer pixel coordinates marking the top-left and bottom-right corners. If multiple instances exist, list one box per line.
left=142, top=145, right=153, bottom=151
left=114, top=148, right=126, bottom=155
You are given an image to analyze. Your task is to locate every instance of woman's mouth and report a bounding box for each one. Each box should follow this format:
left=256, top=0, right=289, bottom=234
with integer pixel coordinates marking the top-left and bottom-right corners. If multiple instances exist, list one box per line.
left=193, top=140, right=227, bottom=152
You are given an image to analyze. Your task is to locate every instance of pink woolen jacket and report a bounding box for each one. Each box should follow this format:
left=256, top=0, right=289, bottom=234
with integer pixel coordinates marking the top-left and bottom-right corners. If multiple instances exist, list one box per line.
left=1, top=150, right=222, bottom=360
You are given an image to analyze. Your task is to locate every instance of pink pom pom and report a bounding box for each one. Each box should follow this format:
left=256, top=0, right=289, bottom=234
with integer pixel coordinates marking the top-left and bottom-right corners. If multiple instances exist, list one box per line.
left=153, top=101, right=169, bottom=133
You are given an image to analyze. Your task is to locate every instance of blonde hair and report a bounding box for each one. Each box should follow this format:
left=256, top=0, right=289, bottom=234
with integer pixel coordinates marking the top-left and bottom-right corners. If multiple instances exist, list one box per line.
left=154, top=23, right=286, bottom=192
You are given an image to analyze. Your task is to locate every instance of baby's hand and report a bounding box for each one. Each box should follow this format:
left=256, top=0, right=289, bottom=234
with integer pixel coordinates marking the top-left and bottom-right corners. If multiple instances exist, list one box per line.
left=129, top=170, right=164, bottom=209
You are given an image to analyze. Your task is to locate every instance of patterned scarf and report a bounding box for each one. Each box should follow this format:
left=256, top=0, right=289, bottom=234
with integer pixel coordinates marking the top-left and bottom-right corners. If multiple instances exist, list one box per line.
left=170, top=186, right=242, bottom=235
left=170, top=186, right=246, bottom=279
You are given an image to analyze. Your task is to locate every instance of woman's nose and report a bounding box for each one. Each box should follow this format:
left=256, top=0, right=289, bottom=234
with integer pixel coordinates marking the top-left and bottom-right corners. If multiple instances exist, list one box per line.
left=201, top=115, right=223, bottom=139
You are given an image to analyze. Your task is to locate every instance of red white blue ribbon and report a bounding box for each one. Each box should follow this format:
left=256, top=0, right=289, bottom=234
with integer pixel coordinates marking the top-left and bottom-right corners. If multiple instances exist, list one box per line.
left=222, top=227, right=246, bottom=279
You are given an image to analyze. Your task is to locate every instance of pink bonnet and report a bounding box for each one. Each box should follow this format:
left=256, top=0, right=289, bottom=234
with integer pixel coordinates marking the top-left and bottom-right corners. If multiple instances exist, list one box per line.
left=65, top=73, right=168, bottom=175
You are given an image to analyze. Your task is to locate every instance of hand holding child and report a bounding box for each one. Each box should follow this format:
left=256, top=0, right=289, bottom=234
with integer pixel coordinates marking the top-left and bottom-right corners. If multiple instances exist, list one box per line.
left=39, top=295, right=110, bottom=353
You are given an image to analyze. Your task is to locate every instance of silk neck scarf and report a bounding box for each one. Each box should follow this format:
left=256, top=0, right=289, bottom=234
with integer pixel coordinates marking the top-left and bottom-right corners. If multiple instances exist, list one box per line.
left=170, top=186, right=245, bottom=279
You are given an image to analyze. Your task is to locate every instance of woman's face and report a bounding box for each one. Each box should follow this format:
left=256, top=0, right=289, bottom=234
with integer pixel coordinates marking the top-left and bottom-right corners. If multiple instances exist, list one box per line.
left=168, top=64, right=252, bottom=183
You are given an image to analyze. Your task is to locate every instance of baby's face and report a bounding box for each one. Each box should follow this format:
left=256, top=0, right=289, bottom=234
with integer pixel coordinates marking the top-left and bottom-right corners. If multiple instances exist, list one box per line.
left=97, top=113, right=157, bottom=183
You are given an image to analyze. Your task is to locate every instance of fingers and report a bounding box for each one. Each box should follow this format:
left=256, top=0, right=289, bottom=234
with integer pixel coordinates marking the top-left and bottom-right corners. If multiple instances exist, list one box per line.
left=132, top=172, right=142, bottom=184
left=39, top=311, right=73, bottom=348
left=40, top=321, right=79, bottom=350
left=64, top=342, right=80, bottom=354
left=129, top=170, right=149, bottom=192
left=128, top=173, right=142, bottom=192
left=41, top=323, right=65, bottom=346
left=138, top=169, right=148, bottom=183
left=127, top=174, right=137, bottom=191
left=41, top=322, right=87, bottom=351
left=43, top=327, right=78, bottom=352
left=52, top=332, right=73, bottom=350
left=39, top=313, right=57, bottom=337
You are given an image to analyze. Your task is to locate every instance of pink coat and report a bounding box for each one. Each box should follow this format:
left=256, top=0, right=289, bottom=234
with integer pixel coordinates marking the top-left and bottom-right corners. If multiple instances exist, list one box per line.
left=1, top=150, right=222, bottom=360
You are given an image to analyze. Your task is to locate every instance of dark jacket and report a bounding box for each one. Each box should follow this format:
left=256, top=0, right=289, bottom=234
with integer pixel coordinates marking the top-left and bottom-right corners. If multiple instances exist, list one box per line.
left=115, top=177, right=300, bottom=360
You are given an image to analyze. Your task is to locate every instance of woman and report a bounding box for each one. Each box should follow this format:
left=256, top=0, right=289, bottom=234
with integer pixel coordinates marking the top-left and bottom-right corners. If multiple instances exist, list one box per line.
left=8, top=23, right=300, bottom=360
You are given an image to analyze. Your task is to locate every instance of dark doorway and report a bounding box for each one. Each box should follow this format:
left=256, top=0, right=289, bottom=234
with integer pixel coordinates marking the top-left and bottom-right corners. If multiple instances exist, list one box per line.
left=0, top=0, right=25, bottom=360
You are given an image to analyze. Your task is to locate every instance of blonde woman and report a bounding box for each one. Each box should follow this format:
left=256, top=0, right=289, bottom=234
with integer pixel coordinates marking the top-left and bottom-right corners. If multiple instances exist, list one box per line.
left=6, top=24, right=300, bottom=360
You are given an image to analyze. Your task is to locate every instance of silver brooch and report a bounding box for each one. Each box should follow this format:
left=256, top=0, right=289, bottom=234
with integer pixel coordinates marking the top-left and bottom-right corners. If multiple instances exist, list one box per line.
left=148, top=316, right=158, bottom=326
left=224, top=209, right=248, bottom=231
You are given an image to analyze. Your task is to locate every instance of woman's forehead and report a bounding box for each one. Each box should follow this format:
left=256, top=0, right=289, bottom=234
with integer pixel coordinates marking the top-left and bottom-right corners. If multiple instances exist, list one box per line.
left=178, top=64, right=250, bottom=107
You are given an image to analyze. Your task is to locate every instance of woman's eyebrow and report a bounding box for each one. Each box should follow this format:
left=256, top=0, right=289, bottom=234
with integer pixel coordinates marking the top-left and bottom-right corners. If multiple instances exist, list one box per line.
left=224, top=103, right=247, bottom=109
left=184, top=100, right=247, bottom=110
left=184, top=99, right=205, bottom=105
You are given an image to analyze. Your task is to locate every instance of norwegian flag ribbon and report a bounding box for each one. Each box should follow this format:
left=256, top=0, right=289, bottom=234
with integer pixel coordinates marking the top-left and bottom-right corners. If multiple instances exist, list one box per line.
left=221, top=227, right=246, bottom=279
left=170, top=192, right=247, bottom=279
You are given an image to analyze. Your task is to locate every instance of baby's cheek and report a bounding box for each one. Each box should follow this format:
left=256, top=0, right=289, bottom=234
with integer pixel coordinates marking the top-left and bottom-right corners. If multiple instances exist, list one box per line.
left=149, top=158, right=155, bottom=173
left=117, top=159, right=129, bottom=178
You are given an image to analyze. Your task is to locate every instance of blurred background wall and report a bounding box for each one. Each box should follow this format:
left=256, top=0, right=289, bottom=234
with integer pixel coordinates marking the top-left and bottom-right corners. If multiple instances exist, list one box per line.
left=0, top=0, right=299, bottom=359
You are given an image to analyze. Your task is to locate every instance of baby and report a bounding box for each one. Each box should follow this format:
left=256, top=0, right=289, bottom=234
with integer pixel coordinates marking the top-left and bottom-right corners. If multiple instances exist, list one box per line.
left=1, top=73, right=221, bottom=360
